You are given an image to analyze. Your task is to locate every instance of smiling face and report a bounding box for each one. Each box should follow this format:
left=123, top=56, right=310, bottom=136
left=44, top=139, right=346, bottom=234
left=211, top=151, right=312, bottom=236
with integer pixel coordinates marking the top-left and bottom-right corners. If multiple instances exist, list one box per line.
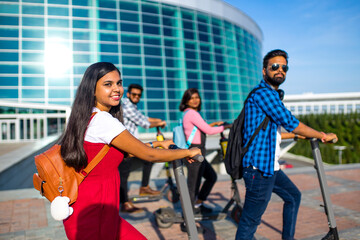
left=187, top=92, right=201, bottom=110
left=263, top=56, right=288, bottom=88
left=126, top=87, right=142, bottom=104
left=94, top=70, right=123, bottom=112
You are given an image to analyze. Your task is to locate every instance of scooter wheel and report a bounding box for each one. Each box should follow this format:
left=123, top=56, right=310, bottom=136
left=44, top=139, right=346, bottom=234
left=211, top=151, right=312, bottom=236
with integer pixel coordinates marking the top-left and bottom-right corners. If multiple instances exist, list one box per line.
left=167, top=188, right=180, bottom=203
left=231, top=205, right=242, bottom=223
left=155, top=216, right=173, bottom=228
left=154, top=208, right=175, bottom=229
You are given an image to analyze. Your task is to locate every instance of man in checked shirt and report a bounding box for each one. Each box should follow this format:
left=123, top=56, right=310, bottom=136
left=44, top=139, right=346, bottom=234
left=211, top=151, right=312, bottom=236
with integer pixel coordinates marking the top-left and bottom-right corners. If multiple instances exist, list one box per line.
left=119, top=83, right=166, bottom=213
left=236, top=49, right=338, bottom=240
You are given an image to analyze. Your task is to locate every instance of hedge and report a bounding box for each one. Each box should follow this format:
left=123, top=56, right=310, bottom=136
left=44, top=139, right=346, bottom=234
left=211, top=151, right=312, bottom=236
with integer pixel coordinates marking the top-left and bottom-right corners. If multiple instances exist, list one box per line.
left=289, top=112, right=360, bottom=164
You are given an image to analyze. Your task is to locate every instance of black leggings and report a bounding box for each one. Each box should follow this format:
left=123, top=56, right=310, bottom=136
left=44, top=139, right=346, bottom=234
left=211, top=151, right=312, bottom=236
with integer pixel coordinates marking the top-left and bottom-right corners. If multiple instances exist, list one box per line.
left=141, top=160, right=153, bottom=187
left=119, top=157, right=132, bottom=203
left=119, top=157, right=153, bottom=204
left=184, top=144, right=217, bottom=206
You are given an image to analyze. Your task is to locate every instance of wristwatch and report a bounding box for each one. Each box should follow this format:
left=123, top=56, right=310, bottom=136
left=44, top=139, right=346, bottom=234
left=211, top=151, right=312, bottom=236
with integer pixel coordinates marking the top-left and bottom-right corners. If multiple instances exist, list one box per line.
left=294, top=134, right=298, bottom=141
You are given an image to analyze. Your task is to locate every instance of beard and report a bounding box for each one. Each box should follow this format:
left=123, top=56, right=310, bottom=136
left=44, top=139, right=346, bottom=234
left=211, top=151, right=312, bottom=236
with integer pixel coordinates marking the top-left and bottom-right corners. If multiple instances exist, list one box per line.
left=264, top=72, right=285, bottom=87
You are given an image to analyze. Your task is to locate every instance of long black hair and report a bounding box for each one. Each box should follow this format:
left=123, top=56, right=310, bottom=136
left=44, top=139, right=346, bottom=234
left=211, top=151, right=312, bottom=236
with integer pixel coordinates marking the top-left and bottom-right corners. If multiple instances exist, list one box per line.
left=60, top=62, right=123, bottom=171
left=179, top=88, right=202, bottom=112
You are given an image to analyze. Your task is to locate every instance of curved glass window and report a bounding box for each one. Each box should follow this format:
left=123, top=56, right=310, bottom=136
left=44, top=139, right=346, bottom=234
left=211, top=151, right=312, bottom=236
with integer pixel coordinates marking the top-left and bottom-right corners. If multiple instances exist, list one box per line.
left=120, top=1, right=138, bottom=11
left=120, top=12, right=139, bottom=22
left=73, top=8, right=89, bottom=17
left=0, top=28, right=18, bottom=37
left=1, top=40, right=18, bottom=49
left=48, top=18, right=69, bottom=28
left=22, top=17, right=44, bottom=27
left=23, top=77, right=44, bottom=86
left=0, top=89, right=18, bottom=98
left=22, top=89, right=44, bottom=98
left=48, top=0, right=68, bottom=4
left=0, top=0, right=262, bottom=132
left=0, top=53, right=18, bottom=62
left=73, top=20, right=89, bottom=29
left=99, top=10, right=117, bottom=20
left=0, top=5, right=19, bottom=14
left=48, top=7, right=68, bottom=16
left=1, top=77, right=18, bottom=86
left=22, top=5, right=44, bottom=15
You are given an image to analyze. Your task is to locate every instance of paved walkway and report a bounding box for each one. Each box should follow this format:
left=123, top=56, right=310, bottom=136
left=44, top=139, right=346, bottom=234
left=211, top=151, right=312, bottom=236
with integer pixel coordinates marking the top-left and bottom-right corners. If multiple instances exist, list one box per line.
left=0, top=163, right=359, bottom=240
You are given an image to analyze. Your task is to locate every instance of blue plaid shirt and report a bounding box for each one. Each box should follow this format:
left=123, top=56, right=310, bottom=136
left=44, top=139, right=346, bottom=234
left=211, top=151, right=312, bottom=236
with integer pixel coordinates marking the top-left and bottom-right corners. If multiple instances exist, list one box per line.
left=242, top=80, right=299, bottom=176
left=122, top=97, right=150, bottom=137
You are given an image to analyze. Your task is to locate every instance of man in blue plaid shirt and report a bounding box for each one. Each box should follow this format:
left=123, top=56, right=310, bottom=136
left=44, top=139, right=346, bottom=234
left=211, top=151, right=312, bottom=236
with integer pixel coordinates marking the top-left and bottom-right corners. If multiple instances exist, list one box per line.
left=236, top=50, right=338, bottom=240
left=119, top=84, right=166, bottom=213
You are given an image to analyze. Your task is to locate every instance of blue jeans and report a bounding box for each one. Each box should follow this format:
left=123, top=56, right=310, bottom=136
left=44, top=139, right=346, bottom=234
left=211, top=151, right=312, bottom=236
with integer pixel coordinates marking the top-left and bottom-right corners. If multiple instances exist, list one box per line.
left=235, top=168, right=301, bottom=240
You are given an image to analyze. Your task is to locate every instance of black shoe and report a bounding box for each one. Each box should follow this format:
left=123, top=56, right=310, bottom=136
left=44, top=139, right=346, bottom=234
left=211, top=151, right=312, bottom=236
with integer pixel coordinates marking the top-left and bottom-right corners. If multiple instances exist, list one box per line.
left=194, top=204, right=213, bottom=214
left=180, top=222, right=205, bottom=233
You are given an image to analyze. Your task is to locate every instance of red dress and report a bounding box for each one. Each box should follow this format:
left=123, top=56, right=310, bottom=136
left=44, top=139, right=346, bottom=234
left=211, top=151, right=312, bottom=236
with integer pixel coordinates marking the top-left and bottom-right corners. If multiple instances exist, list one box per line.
left=63, top=142, right=147, bottom=240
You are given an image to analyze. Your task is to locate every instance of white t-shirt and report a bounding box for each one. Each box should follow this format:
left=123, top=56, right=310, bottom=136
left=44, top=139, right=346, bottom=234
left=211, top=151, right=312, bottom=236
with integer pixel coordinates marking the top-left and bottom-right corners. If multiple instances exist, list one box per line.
left=84, top=108, right=126, bottom=144
left=274, top=126, right=281, bottom=171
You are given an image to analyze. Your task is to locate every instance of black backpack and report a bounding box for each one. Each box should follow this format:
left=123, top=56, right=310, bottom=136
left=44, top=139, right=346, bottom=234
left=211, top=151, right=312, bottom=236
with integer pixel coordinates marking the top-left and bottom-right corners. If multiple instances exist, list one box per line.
left=224, top=87, right=269, bottom=179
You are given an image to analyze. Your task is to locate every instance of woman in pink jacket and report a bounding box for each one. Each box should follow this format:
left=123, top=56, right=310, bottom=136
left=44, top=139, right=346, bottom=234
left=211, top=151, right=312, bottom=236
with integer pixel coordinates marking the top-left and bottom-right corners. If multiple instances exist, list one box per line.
left=179, top=88, right=231, bottom=216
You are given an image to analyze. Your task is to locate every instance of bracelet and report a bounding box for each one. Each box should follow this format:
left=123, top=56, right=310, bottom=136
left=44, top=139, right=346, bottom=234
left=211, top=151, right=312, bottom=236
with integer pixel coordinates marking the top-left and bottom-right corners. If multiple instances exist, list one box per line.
left=149, top=142, right=154, bottom=148
left=294, top=134, right=298, bottom=141
left=320, top=132, right=327, bottom=143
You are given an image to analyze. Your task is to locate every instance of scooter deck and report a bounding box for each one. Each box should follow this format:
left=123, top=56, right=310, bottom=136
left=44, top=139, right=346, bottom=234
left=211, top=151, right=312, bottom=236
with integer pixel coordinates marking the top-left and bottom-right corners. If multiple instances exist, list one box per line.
left=194, top=212, right=227, bottom=221
left=129, top=193, right=164, bottom=203
left=155, top=207, right=227, bottom=225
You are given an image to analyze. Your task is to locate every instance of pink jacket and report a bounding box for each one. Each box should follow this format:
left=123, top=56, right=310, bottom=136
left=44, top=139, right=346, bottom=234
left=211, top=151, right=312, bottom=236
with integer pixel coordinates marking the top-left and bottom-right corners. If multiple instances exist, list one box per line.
left=183, top=108, right=224, bottom=145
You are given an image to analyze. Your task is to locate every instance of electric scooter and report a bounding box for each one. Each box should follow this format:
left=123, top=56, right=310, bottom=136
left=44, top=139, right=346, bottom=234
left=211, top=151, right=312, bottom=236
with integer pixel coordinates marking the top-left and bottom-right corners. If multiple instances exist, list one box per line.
left=155, top=125, right=241, bottom=230
left=310, top=138, right=339, bottom=240
left=154, top=145, right=204, bottom=240
left=219, top=128, right=244, bottom=223
left=129, top=127, right=180, bottom=203
left=229, top=137, right=340, bottom=232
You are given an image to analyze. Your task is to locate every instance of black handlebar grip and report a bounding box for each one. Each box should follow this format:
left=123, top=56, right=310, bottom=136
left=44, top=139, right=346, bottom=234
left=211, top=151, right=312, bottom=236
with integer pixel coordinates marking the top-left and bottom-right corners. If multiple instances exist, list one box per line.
left=169, top=145, right=204, bottom=162
left=192, top=154, right=204, bottom=162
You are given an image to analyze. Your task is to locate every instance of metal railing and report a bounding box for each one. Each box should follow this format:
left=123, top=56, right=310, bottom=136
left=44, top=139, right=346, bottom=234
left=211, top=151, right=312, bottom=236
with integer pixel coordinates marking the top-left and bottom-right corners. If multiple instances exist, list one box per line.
left=0, top=101, right=70, bottom=143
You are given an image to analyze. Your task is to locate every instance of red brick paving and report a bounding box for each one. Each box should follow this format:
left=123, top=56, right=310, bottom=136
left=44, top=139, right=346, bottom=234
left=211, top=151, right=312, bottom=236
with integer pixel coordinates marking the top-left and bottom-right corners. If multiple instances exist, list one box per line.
left=0, top=198, right=47, bottom=234
left=288, top=174, right=339, bottom=191
left=326, top=169, right=360, bottom=182
left=257, top=202, right=360, bottom=240
left=315, top=190, right=360, bottom=212
left=133, top=221, right=224, bottom=240
left=0, top=167, right=359, bottom=239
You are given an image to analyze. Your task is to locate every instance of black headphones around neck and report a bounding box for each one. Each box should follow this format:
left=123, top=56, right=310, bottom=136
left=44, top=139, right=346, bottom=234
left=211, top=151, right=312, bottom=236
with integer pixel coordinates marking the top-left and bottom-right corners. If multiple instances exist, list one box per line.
left=277, top=89, right=284, bottom=101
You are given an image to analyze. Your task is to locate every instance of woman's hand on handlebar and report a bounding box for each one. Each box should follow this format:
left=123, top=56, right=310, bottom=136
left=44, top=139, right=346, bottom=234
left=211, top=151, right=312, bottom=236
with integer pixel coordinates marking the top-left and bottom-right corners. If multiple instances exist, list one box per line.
left=154, top=139, right=174, bottom=149
left=186, top=147, right=202, bottom=163
left=210, top=121, right=224, bottom=127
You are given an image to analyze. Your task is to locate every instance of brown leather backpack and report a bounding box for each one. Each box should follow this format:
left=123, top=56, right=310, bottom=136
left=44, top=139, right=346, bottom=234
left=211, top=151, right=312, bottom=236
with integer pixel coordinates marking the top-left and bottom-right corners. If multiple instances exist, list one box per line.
left=33, top=144, right=110, bottom=205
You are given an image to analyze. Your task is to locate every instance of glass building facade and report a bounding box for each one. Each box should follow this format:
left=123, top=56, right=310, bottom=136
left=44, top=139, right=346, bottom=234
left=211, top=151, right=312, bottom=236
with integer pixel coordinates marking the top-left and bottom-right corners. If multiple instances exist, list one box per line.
left=0, top=0, right=263, bottom=132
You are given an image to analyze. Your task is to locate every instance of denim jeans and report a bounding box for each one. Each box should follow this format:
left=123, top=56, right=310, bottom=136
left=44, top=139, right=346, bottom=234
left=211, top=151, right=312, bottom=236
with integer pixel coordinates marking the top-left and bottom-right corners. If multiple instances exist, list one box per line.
left=236, top=168, right=301, bottom=240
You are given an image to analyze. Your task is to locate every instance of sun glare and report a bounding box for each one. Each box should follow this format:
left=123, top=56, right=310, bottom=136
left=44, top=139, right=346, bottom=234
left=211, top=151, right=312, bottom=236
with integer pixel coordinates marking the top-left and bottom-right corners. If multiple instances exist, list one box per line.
left=44, top=38, right=73, bottom=77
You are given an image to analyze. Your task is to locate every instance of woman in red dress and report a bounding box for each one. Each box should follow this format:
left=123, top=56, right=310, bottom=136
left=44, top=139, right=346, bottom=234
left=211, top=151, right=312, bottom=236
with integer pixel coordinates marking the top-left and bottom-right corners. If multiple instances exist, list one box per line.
left=60, top=62, right=201, bottom=239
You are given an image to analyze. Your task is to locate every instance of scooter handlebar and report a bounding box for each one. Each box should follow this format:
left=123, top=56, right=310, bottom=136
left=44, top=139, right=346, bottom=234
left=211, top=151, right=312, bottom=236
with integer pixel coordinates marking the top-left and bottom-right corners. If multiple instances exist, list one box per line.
left=169, top=144, right=204, bottom=162
left=307, top=138, right=338, bottom=144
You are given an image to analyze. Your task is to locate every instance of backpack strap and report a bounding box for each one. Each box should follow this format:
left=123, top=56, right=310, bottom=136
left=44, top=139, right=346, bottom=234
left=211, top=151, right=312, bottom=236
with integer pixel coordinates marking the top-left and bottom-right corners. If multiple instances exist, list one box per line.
left=186, top=126, right=197, bottom=146
left=243, top=86, right=269, bottom=150
left=81, top=144, right=110, bottom=176
left=183, top=110, right=198, bottom=146
left=80, top=111, right=110, bottom=176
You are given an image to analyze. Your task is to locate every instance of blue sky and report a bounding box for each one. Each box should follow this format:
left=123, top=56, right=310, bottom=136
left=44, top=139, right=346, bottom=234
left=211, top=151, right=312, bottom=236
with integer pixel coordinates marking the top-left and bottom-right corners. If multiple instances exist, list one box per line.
left=223, top=0, right=360, bottom=94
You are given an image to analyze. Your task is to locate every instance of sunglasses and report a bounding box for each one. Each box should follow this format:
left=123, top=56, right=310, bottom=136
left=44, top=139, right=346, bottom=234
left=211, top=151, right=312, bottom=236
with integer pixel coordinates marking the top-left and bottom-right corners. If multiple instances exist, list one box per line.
left=130, top=92, right=142, bottom=97
left=270, top=63, right=289, bottom=73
